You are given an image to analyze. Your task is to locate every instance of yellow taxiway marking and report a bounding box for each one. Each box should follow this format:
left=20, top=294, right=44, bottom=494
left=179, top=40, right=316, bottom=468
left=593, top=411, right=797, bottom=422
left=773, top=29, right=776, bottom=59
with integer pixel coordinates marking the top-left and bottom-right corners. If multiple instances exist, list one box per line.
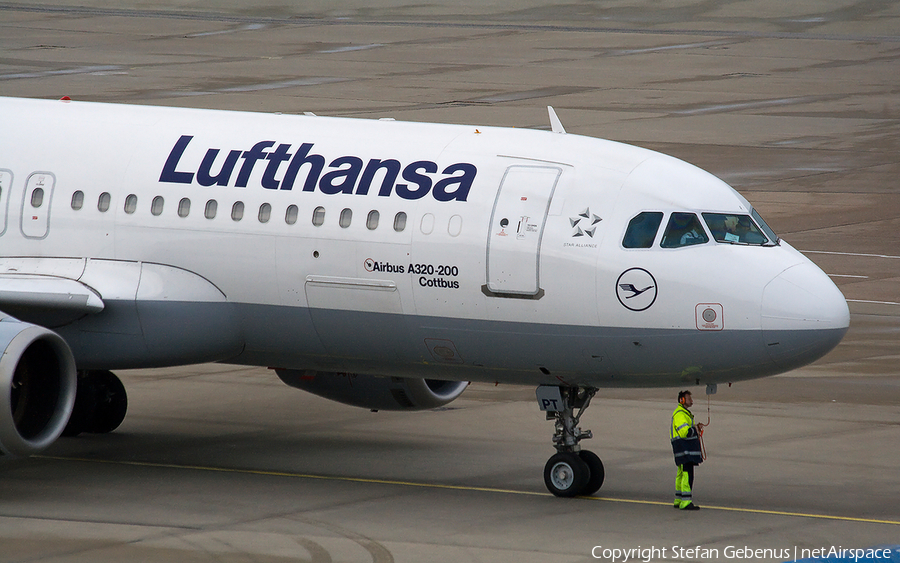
left=37, top=455, right=900, bottom=526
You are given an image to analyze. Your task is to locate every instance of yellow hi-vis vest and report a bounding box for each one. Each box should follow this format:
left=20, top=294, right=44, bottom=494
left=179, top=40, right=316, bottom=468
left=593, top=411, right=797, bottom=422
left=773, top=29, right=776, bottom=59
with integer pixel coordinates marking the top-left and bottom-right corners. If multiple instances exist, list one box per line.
left=671, top=404, right=703, bottom=465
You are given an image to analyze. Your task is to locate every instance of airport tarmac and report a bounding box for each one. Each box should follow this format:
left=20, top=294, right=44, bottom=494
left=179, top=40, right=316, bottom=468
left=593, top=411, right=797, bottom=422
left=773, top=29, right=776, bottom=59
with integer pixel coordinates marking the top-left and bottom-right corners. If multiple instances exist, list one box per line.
left=1, top=2, right=899, bottom=562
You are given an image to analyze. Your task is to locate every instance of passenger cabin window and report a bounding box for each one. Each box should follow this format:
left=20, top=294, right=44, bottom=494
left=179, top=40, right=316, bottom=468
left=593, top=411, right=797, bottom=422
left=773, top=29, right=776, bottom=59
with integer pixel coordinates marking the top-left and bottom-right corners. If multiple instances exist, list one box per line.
left=98, top=192, right=111, bottom=213
left=178, top=198, right=191, bottom=218
left=661, top=212, right=708, bottom=248
left=702, top=213, right=768, bottom=245
left=71, top=191, right=84, bottom=210
left=339, top=208, right=352, bottom=228
left=124, top=194, right=137, bottom=214
left=366, top=210, right=379, bottom=230
left=448, top=214, right=463, bottom=237
left=205, top=199, right=217, bottom=219
left=623, top=212, right=663, bottom=248
left=151, top=196, right=164, bottom=216
left=285, top=204, right=298, bottom=225
left=312, top=206, right=325, bottom=227
left=231, top=201, right=244, bottom=221
left=420, top=213, right=434, bottom=235
left=258, top=203, right=271, bottom=223
left=393, top=212, right=407, bottom=232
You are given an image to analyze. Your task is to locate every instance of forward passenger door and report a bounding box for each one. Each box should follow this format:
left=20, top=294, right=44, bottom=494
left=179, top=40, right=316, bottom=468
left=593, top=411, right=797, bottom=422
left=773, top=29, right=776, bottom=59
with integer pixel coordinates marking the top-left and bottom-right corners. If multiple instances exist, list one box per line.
left=485, top=165, right=561, bottom=296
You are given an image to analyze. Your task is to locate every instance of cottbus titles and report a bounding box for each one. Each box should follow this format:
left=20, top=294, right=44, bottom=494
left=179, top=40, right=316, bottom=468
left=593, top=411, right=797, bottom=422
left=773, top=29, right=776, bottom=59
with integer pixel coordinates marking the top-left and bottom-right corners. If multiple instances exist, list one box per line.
left=365, top=259, right=461, bottom=289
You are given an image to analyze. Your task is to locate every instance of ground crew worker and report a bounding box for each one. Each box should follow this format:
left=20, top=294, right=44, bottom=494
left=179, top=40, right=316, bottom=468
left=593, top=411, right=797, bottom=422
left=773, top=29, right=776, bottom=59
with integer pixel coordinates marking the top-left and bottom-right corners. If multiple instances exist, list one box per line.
left=671, top=390, right=704, bottom=510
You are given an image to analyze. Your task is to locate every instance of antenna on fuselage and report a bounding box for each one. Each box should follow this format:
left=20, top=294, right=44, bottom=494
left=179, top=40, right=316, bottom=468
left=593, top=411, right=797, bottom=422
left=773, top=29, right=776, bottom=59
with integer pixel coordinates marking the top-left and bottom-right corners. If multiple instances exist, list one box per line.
left=548, top=106, right=566, bottom=134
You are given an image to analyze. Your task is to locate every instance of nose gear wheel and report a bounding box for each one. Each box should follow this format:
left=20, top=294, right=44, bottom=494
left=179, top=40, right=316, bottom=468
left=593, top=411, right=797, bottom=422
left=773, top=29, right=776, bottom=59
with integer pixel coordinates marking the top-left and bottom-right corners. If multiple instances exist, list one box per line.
left=544, top=452, right=589, bottom=497
left=541, top=386, right=604, bottom=497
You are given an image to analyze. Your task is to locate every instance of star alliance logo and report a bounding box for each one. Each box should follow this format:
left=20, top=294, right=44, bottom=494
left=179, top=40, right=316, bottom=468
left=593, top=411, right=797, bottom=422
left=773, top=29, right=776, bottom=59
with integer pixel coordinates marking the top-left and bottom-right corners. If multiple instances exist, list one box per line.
left=570, top=208, right=601, bottom=237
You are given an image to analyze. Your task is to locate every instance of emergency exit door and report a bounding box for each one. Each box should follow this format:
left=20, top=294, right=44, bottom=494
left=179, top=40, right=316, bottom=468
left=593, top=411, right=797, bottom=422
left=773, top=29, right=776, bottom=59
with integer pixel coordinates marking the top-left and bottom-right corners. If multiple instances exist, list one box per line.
left=0, top=169, right=11, bottom=236
left=21, top=172, right=55, bottom=239
left=485, top=165, right=561, bottom=296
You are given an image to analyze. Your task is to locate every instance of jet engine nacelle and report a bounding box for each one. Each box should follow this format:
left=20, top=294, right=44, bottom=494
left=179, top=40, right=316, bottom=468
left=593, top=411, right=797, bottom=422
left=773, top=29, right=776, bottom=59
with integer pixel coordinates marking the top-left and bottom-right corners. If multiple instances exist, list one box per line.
left=0, top=316, right=77, bottom=457
left=275, top=370, right=468, bottom=411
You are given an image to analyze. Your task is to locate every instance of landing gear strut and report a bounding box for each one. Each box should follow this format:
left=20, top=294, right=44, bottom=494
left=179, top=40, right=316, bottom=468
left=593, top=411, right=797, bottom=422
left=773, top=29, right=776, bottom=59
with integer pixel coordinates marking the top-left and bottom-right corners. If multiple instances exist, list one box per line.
left=537, top=385, right=604, bottom=497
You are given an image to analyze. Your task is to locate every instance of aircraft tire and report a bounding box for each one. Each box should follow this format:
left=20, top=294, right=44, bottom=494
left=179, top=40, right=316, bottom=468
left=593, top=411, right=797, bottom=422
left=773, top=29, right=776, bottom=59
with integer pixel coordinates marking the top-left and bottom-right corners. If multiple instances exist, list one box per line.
left=61, top=371, right=127, bottom=436
left=88, top=371, right=127, bottom=434
left=578, top=450, right=605, bottom=496
left=544, top=452, right=590, bottom=497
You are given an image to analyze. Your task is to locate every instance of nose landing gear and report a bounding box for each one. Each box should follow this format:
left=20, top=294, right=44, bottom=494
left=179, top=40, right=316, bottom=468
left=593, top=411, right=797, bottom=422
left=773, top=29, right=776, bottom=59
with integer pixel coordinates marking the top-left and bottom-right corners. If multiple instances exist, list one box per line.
left=537, top=385, right=603, bottom=497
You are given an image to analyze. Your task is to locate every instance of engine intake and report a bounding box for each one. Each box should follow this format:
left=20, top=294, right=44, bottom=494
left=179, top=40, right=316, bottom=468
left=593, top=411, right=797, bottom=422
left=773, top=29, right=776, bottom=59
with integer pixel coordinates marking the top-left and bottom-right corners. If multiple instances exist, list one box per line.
left=0, top=316, right=77, bottom=457
left=275, top=370, right=468, bottom=411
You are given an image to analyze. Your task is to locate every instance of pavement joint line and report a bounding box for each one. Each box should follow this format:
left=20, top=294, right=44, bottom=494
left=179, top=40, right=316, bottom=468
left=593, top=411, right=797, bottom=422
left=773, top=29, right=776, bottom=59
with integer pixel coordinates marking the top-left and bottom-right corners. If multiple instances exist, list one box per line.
left=36, top=455, right=900, bottom=526
left=801, top=250, right=900, bottom=260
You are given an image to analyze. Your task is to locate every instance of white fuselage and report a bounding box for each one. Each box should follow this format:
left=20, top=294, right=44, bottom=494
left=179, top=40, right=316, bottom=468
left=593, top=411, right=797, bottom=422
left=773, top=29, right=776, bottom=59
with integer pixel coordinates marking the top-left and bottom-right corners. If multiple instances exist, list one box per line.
left=0, top=97, right=849, bottom=388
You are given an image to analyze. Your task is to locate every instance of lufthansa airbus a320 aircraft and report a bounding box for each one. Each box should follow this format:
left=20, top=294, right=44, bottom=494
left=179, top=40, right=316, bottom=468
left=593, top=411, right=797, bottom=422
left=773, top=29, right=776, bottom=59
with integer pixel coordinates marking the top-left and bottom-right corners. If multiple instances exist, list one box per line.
left=0, top=97, right=848, bottom=497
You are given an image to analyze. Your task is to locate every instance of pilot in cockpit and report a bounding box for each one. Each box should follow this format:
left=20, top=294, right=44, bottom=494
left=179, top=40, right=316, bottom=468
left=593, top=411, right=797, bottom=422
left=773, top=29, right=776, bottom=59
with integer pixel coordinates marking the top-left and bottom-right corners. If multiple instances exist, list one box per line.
left=662, top=213, right=708, bottom=248
left=722, top=215, right=742, bottom=242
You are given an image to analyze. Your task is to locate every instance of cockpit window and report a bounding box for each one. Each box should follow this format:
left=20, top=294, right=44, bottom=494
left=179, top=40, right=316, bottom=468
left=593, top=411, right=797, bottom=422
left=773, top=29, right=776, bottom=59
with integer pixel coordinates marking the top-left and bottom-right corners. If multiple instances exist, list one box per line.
left=751, top=208, right=779, bottom=245
left=702, top=213, right=770, bottom=245
left=623, top=212, right=663, bottom=248
left=661, top=212, right=709, bottom=248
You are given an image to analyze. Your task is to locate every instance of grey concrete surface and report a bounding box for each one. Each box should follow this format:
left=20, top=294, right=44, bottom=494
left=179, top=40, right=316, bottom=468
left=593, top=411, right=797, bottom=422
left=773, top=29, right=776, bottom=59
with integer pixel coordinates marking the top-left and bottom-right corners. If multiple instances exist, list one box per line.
left=1, top=2, right=899, bottom=562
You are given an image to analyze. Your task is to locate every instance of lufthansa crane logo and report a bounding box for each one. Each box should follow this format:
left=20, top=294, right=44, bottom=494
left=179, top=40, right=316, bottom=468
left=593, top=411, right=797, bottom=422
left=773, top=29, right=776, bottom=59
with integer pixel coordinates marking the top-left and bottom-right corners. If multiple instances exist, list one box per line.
left=616, top=268, right=657, bottom=311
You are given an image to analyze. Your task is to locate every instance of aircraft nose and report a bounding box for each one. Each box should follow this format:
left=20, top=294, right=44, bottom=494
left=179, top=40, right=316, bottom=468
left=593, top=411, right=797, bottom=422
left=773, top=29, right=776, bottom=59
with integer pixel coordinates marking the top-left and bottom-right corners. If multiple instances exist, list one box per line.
left=761, top=262, right=850, bottom=370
